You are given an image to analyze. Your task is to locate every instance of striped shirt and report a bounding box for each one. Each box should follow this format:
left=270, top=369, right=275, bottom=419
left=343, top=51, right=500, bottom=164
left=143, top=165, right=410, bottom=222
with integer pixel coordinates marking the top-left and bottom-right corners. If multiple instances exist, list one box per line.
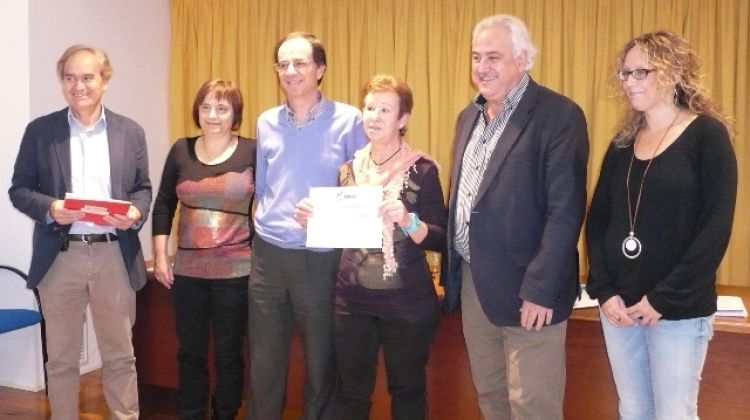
left=454, top=74, right=529, bottom=262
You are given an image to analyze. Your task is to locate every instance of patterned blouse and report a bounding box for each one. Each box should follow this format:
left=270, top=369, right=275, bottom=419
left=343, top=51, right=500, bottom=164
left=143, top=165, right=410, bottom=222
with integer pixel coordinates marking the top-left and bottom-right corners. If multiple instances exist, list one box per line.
left=152, top=136, right=256, bottom=279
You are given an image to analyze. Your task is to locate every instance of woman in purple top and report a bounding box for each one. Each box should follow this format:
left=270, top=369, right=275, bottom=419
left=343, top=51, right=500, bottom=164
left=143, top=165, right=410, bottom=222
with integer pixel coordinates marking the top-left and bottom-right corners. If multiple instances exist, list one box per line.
left=151, top=79, right=256, bottom=420
left=299, top=74, right=446, bottom=419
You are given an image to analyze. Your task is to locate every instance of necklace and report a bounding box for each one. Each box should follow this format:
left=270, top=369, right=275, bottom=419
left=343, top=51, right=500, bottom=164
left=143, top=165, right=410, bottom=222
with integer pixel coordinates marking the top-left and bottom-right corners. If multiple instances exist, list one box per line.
left=622, top=110, right=680, bottom=259
left=369, top=144, right=402, bottom=174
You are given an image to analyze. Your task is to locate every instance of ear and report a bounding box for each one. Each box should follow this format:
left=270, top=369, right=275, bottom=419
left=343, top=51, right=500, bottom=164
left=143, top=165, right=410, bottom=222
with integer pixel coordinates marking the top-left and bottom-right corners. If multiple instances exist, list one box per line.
left=316, top=64, right=326, bottom=82
left=399, top=112, right=410, bottom=128
left=515, top=51, right=528, bottom=71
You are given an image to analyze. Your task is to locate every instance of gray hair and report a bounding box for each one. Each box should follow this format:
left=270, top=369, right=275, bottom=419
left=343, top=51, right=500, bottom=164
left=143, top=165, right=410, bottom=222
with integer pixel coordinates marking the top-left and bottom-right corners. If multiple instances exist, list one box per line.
left=57, top=44, right=113, bottom=81
left=472, top=14, right=537, bottom=71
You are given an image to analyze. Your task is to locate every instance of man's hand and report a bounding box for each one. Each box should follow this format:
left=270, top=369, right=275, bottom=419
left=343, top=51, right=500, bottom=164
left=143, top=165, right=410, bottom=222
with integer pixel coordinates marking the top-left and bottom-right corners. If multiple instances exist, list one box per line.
left=102, top=205, right=141, bottom=230
left=520, top=300, right=553, bottom=331
left=294, top=198, right=314, bottom=228
left=49, top=200, right=83, bottom=225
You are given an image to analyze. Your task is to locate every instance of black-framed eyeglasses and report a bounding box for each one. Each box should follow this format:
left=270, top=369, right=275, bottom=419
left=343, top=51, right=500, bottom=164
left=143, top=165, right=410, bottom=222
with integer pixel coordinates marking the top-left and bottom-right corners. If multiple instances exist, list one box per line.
left=617, top=68, right=655, bottom=81
left=273, top=60, right=312, bottom=73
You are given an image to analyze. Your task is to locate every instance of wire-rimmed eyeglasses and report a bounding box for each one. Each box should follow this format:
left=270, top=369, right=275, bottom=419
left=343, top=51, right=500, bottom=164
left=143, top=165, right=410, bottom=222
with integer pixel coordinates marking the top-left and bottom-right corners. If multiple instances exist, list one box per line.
left=617, top=68, right=655, bottom=81
left=273, top=60, right=312, bottom=73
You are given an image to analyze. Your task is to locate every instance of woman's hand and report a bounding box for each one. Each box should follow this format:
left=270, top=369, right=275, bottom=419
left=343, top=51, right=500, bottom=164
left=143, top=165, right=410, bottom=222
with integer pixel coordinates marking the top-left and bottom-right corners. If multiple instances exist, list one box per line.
left=601, top=295, right=637, bottom=327
left=153, top=253, right=174, bottom=289
left=379, top=199, right=409, bottom=228
left=294, top=198, right=314, bottom=228
left=626, top=295, right=662, bottom=327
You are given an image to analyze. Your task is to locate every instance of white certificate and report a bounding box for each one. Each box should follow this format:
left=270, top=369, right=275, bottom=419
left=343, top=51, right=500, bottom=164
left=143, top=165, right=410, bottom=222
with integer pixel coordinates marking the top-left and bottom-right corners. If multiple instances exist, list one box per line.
left=306, top=186, right=383, bottom=248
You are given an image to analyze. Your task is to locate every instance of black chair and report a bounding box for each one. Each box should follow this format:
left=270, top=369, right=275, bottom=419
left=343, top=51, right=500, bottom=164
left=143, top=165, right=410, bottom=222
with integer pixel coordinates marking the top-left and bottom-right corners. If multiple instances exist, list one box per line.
left=0, top=265, right=47, bottom=391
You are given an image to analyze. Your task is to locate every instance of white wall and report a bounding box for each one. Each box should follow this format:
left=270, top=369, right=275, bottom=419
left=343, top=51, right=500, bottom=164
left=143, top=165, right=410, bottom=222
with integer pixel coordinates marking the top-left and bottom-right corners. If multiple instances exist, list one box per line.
left=0, top=1, right=32, bottom=270
left=1, top=0, right=171, bottom=269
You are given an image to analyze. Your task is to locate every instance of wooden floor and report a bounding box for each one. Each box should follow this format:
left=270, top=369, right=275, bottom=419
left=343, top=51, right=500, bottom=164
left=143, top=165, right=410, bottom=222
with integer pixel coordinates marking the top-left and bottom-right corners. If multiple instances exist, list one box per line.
left=1, top=312, right=745, bottom=419
left=0, top=314, right=478, bottom=420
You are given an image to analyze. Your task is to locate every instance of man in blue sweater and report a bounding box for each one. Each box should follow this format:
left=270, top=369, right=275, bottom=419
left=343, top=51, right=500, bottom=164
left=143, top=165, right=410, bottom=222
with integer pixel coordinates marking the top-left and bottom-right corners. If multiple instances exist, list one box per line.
left=247, top=32, right=366, bottom=420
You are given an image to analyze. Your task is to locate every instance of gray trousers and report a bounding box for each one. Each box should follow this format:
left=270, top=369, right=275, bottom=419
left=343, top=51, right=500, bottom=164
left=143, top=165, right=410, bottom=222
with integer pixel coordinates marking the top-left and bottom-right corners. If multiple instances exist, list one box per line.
left=247, top=236, right=341, bottom=420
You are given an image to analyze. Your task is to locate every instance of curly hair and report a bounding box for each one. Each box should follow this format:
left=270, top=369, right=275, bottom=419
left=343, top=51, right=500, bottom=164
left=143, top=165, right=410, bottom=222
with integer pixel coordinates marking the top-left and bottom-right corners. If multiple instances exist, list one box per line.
left=611, top=31, right=734, bottom=147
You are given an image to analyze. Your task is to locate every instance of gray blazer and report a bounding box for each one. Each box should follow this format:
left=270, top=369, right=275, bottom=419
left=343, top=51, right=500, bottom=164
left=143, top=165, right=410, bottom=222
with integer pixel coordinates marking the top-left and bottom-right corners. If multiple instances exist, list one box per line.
left=442, top=78, right=589, bottom=326
left=9, top=107, right=152, bottom=290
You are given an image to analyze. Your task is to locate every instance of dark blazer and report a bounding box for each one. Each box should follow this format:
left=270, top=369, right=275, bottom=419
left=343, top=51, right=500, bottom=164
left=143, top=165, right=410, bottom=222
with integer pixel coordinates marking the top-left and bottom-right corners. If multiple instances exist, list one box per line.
left=9, top=107, right=152, bottom=291
left=442, top=78, right=589, bottom=326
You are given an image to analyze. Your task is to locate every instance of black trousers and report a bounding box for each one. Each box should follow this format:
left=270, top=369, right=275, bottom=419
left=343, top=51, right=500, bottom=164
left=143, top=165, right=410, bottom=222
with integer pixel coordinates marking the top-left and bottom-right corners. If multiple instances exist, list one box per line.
left=333, top=311, right=438, bottom=420
left=173, top=275, right=248, bottom=420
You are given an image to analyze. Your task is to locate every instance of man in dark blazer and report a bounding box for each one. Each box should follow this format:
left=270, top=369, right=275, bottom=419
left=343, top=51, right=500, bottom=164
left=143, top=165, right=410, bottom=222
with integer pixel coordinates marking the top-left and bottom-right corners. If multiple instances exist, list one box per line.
left=442, top=15, right=589, bottom=420
left=9, top=45, right=151, bottom=419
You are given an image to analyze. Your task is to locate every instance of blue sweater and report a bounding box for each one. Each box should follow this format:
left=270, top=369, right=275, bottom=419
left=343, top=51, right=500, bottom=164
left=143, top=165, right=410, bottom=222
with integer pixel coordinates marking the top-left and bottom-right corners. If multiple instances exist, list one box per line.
left=254, top=96, right=366, bottom=249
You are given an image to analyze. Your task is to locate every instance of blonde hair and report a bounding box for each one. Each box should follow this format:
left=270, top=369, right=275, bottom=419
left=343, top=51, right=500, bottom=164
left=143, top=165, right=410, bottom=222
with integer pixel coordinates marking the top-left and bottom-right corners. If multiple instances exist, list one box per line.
left=612, top=31, right=734, bottom=147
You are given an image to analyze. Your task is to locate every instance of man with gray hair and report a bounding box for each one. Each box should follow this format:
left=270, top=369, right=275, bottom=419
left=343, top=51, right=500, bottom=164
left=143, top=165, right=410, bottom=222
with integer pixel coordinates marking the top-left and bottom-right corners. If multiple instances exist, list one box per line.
left=10, top=44, right=151, bottom=419
left=442, top=14, right=589, bottom=419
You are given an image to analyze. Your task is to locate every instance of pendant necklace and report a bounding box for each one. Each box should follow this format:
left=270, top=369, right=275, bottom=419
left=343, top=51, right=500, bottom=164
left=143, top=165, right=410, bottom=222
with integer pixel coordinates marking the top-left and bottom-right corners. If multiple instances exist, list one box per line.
left=622, top=110, right=680, bottom=259
left=370, top=144, right=402, bottom=174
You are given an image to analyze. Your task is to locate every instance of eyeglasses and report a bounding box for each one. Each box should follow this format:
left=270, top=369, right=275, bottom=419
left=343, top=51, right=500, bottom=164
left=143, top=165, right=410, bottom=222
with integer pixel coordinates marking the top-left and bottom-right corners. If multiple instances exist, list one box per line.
left=273, top=60, right=312, bottom=73
left=198, top=104, right=232, bottom=115
left=617, top=68, right=655, bottom=81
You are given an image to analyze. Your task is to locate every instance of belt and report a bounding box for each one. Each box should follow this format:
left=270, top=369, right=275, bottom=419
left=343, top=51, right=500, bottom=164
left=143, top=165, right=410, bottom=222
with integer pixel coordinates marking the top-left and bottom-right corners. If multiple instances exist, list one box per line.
left=67, top=233, right=118, bottom=244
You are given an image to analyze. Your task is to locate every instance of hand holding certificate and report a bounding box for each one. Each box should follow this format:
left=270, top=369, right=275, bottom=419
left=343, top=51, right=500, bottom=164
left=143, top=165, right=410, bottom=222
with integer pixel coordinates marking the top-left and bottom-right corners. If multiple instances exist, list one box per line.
left=306, top=186, right=383, bottom=248
left=63, top=193, right=132, bottom=225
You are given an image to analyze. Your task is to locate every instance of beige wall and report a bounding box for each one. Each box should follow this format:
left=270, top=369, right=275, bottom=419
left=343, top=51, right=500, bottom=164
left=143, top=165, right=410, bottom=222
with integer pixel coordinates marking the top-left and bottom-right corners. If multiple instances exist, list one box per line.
left=1, top=0, right=171, bottom=267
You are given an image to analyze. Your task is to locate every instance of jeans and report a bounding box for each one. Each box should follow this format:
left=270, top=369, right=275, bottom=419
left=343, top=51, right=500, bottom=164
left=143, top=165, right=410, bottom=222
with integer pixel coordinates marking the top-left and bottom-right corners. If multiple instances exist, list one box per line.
left=173, top=275, right=248, bottom=420
left=333, top=312, right=437, bottom=420
left=600, top=308, right=714, bottom=420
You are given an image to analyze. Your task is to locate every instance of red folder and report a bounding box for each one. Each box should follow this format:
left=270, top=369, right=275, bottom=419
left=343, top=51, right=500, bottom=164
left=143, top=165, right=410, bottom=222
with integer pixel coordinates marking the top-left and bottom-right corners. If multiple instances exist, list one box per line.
left=63, top=193, right=131, bottom=225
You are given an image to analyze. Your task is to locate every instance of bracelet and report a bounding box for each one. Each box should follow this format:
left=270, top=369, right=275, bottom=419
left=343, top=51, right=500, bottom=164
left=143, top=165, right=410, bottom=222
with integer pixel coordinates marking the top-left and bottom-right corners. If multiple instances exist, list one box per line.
left=401, top=212, right=421, bottom=235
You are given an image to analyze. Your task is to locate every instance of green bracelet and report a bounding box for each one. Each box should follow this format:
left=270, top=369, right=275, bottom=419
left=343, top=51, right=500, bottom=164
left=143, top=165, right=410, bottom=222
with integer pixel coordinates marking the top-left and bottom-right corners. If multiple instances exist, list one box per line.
left=401, top=212, right=420, bottom=235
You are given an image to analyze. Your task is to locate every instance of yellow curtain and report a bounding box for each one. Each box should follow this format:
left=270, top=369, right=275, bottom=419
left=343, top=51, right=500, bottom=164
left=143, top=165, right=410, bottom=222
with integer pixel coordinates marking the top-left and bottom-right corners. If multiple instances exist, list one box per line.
left=170, top=0, right=749, bottom=287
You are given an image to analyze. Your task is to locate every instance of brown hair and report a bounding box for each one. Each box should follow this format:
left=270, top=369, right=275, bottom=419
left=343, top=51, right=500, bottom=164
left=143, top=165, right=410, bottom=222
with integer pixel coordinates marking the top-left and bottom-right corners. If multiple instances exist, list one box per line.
left=192, top=79, right=244, bottom=131
left=612, top=30, right=734, bottom=146
left=273, top=32, right=327, bottom=85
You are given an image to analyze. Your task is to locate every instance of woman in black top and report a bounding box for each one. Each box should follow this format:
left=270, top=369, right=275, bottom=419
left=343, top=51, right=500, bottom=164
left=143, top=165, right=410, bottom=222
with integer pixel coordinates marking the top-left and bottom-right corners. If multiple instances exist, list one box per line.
left=295, top=74, right=446, bottom=419
left=586, top=31, right=736, bottom=419
left=152, top=79, right=255, bottom=420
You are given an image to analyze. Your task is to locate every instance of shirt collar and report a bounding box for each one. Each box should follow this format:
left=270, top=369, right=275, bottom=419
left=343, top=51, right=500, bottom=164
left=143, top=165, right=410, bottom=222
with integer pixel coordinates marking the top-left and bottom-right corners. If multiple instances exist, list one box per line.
left=284, top=91, right=328, bottom=129
left=67, top=105, right=108, bottom=132
left=472, top=73, right=530, bottom=115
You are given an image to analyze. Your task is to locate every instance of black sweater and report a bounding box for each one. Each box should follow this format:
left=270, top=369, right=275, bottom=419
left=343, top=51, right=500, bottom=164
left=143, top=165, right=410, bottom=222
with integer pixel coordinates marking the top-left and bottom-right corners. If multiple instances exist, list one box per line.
left=586, top=115, right=736, bottom=319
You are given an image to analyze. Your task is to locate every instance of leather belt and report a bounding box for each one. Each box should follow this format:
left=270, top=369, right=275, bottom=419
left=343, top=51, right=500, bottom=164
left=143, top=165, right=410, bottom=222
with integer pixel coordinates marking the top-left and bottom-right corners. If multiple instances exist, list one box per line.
left=67, top=233, right=118, bottom=244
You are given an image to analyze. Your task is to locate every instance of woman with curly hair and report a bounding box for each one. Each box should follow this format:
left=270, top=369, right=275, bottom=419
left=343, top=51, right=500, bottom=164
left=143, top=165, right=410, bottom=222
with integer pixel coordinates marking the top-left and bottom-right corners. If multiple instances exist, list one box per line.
left=585, top=31, right=737, bottom=419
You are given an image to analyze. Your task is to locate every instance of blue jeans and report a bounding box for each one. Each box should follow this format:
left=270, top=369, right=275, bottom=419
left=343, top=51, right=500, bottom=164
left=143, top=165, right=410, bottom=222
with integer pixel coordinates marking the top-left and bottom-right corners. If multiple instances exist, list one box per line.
left=600, top=308, right=714, bottom=420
